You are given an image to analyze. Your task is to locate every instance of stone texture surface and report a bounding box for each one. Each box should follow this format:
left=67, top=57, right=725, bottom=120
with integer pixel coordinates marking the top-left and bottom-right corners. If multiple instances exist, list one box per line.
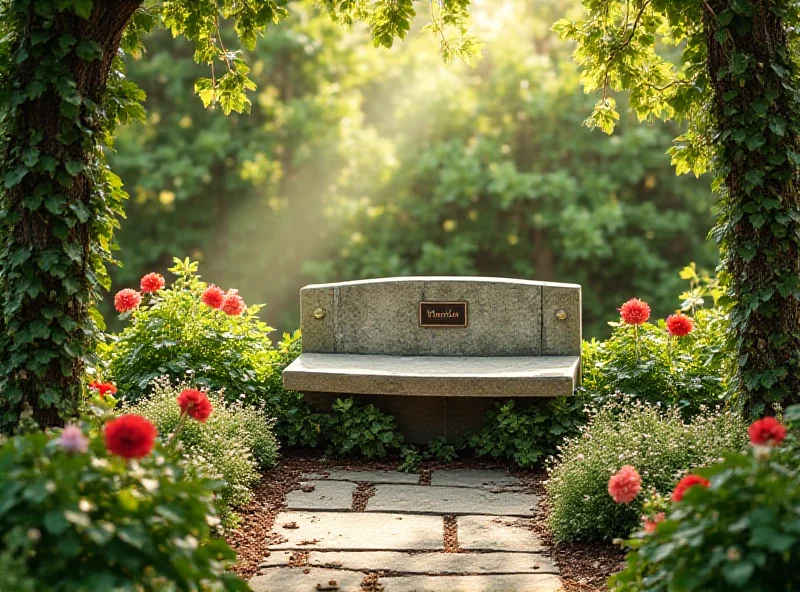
left=300, top=286, right=335, bottom=353
left=458, top=516, right=544, bottom=552
left=250, top=567, right=363, bottom=592
left=267, top=511, right=444, bottom=551
left=302, top=470, right=420, bottom=485
left=302, top=551, right=558, bottom=575
left=542, top=285, right=582, bottom=357
left=283, top=353, right=580, bottom=397
left=430, top=469, right=521, bottom=489
left=295, top=277, right=581, bottom=357
left=365, top=485, right=538, bottom=517
left=379, top=574, right=565, bottom=592
left=285, top=480, right=356, bottom=511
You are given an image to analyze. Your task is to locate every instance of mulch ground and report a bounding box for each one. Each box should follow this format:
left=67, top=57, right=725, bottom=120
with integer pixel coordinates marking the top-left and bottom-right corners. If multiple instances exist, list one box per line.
left=226, top=450, right=624, bottom=590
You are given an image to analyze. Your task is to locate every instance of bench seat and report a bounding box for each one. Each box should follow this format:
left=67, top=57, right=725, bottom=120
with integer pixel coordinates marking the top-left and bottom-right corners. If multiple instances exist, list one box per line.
left=283, top=353, right=580, bottom=398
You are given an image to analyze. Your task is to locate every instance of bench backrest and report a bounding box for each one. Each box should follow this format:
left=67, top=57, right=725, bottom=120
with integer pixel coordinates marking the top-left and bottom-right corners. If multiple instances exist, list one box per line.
left=299, top=277, right=581, bottom=357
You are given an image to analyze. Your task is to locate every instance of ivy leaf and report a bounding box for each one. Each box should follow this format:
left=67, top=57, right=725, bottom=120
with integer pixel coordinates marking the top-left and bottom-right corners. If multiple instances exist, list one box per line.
left=5, top=166, right=28, bottom=188
left=73, top=0, right=94, bottom=19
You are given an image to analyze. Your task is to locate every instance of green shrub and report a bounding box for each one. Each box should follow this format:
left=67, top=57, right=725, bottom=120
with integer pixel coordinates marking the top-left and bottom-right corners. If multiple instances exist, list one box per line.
left=469, top=397, right=586, bottom=468
left=610, top=411, right=800, bottom=592
left=581, top=268, right=732, bottom=417
left=103, top=258, right=276, bottom=406
left=427, top=437, right=458, bottom=464
left=0, top=423, right=247, bottom=591
left=320, top=397, right=404, bottom=458
left=259, top=330, right=324, bottom=448
left=121, top=378, right=278, bottom=529
left=546, top=399, right=748, bottom=542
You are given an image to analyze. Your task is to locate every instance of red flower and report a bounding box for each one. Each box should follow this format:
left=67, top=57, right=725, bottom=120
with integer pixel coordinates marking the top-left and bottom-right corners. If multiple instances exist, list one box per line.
left=608, top=465, right=642, bottom=504
left=671, top=474, right=710, bottom=502
left=748, top=417, right=787, bottom=447
left=643, top=512, right=665, bottom=533
left=89, top=380, right=117, bottom=397
left=104, top=415, right=157, bottom=459
left=620, top=299, right=650, bottom=325
left=177, top=388, right=213, bottom=422
left=140, top=272, right=165, bottom=293
left=666, top=313, right=694, bottom=337
left=221, top=289, right=245, bottom=316
left=202, top=285, right=225, bottom=309
left=114, top=289, right=142, bottom=313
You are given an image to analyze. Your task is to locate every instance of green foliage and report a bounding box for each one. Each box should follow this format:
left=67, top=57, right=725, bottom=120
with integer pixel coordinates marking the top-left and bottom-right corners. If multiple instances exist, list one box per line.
left=260, top=330, right=324, bottom=448
left=469, top=397, right=586, bottom=468
left=319, top=397, right=404, bottom=459
left=546, top=399, right=748, bottom=542
left=109, top=0, right=717, bottom=342
left=398, top=445, right=423, bottom=473
left=581, top=271, right=732, bottom=417
left=554, top=0, right=800, bottom=414
left=610, top=411, right=800, bottom=592
left=0, top=422, right=247, bottom=591
left=0, top=0, right=479, bottom=434
left=121, top=378, right=277, bottom=530
left=427, top=436, right=458, bottom=464
left=103, top=258, right=276, bottom=406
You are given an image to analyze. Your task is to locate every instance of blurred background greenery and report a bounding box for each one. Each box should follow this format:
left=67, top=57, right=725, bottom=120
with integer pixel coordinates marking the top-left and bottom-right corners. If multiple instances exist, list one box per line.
left=107, top=0, right=717, bottom=339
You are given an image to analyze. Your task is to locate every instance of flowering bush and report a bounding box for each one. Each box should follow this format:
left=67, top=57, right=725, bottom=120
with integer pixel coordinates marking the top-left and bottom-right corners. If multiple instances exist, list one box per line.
left=545, top=398, right=748, bottom=541
left=582, top=306, right=731, bottom=418
left=0, top=421, right=247, bottom=591
left=610, top=412, right=800, bottom=591
left=102, top=258, right=276, bottom=406
left=121, top=378, right=278, bottom=530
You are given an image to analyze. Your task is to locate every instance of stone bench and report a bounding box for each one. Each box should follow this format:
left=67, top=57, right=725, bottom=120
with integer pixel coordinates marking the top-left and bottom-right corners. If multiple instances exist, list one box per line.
left=283, top=277, right=581, bottom=442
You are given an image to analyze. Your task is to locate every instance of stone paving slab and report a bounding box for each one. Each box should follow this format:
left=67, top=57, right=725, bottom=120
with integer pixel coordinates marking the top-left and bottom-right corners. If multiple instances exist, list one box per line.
left=302, top=470, right=420, bottom=485
left=458, top=516, right=543, bottom=552
left=286, top=480, right=356, bottom=511
left=302, top=551, right=557, bottom=575
left=267, top=511, right=444, bottom=551
left=366, top=484, right=538, bottom=517
left=430, top=469, right=522, bottom=490
left=379, top=574, right=565, bottom=591
left=250, top=567, right=363, bottom=592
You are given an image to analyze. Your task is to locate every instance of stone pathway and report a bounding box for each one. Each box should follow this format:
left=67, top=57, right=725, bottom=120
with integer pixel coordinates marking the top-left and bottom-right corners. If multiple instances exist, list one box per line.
left=249, top=469, right=563, bottom=592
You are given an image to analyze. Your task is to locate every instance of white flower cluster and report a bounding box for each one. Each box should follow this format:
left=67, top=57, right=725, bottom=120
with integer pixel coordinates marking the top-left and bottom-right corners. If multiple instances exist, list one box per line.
left=121, top=376, right=279, bottom=531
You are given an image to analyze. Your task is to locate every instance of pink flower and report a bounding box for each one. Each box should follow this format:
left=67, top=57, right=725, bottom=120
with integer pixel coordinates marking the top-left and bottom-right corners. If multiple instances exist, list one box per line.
left=666, top=313, right=694, bottom=337
left=608, top=465, right=642, bottom=504
left=202, top=285, right=225, bottom=309
left=221, top=289, right=245, bottom=316
left=114, top=289, right=141, bottom=313
left=620, top=299, right=650, bottom=325
left=643, top=512, right=665, bottom=533
left=748, top=417, right=787, bottom=447
left=140, top=272, right=165, bottom=293
left=57, top=425, right=89, bottom=454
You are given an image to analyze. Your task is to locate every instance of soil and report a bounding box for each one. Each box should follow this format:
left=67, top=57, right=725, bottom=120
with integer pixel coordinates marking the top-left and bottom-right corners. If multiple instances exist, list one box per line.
left=227, top=450, right=623, bottom=590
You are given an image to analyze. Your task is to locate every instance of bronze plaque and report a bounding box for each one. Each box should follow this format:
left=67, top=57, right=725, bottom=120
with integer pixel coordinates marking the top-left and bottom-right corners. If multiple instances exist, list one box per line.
left=419, top=301, right=468, bottom=328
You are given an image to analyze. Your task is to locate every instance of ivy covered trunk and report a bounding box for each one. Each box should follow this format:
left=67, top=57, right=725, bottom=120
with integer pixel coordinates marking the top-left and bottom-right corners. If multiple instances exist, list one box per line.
left=704, top=0, right=800, bottom=415
left=0, top=1, right=141, bottom=431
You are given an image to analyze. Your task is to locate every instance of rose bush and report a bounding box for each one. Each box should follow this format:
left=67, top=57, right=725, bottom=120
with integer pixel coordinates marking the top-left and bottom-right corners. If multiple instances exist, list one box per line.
left=610, top=413, right=800, bottom=592
left=102, top=258, right=276, bottom=406
left=0, top=417, right=247, bottom=591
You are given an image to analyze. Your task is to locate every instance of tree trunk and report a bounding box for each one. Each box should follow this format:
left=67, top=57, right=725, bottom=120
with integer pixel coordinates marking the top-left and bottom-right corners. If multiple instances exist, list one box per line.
left=0, top=1, right=141, bottom=431
left=703, top=1, right=800, bottom=415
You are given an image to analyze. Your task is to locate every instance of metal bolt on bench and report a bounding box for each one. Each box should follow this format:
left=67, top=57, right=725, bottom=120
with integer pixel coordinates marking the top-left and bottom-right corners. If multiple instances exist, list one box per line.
left=283, top=277, right=581, bottom=443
